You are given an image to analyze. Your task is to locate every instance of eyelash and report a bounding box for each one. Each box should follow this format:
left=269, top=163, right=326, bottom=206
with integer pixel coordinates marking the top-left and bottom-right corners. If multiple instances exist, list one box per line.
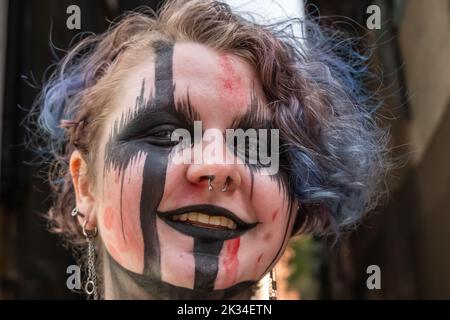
left=227, top=136, right=273, bottom=167
left=130, top=125, right=272, bottom=163
left=151, top=129, right=174, bottom=139
left=134, top=125, right=180, bottom=147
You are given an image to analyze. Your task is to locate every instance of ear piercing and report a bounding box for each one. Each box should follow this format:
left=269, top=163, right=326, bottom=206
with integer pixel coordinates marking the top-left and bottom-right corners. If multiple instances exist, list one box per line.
left=71, top=207, right=85, bottom=217
left=72, top=207, right=98, bottom=300
left=82, top=220, right=98, bottom=300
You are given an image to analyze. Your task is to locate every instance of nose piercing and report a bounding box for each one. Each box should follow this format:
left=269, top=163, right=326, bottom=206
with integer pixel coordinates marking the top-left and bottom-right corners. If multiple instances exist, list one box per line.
left=207, top=175, right=215, bottom=191
left=221, top=176, right=231, bottom=192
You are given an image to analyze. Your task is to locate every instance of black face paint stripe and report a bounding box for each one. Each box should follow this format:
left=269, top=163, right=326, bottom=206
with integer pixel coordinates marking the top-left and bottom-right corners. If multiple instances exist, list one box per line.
left=141, top=41, right=176, bottom=276
left=154, top=40, right=175, bottom=107
left=152, top=41, right=226, bottom=291
left=106, top=250, right=255, bottom=299
left=104, top=41, right=177, bottom=278
left=193, top=238, right=223, bottom=291
left=174, top=86, right=201, bottom=124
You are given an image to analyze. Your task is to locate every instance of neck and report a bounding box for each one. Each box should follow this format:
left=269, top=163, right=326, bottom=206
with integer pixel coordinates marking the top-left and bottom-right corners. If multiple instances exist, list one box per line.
left=103, top=250, right=255, bottom=300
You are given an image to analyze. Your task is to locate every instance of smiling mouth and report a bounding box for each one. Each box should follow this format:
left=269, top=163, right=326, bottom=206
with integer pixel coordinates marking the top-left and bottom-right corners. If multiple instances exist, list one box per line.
left=157, top=204, right=258, bottom=240
left=171, top=212, right=237, bottom=230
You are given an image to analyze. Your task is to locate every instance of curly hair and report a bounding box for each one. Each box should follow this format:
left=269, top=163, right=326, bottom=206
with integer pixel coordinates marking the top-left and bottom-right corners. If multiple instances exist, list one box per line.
left=32, top=0, right=389, bottom=259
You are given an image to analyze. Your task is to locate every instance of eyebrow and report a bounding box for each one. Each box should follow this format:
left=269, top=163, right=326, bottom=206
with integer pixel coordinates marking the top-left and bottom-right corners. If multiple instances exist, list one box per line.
left=230, top=90, right=272, bottom=131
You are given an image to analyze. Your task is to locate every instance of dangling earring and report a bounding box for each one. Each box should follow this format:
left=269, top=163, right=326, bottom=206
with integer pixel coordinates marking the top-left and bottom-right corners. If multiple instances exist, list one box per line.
left=268, top=268, right=277, bottom=300
left=82, top=218, right=98, bottom=300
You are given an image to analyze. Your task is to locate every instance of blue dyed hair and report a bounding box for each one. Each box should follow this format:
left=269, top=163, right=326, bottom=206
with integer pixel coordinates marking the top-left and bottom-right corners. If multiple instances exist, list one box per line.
left=32, top=0, right=390, bottom=246
left=268, top=18, right=390, bottom=235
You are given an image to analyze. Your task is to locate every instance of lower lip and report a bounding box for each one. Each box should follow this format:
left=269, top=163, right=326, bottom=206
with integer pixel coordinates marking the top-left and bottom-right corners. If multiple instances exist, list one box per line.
left=158, top=214, right=248, bottom=240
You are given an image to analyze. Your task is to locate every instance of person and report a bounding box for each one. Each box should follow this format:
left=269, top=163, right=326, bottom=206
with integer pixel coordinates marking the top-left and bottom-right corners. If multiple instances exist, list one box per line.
left=33, top=0, right=389, bottom=299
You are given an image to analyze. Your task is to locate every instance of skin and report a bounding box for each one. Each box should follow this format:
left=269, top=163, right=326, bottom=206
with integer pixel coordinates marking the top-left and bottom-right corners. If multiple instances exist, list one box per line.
left=71, top=41, right=298, bottom=299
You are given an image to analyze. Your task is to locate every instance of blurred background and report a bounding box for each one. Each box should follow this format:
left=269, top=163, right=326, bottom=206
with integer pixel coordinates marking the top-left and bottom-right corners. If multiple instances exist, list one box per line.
left=0, top=0, right=449, bottom=299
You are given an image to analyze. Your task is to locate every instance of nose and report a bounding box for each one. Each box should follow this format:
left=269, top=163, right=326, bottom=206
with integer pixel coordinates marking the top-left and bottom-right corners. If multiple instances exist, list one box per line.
left=186, top=162, right=242, bottom=193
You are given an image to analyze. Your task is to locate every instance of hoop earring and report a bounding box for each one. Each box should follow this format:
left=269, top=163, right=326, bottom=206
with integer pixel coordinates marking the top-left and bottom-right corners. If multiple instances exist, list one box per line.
left=268, top=268, right=277, bottom=300
left=82, top=220, right=98, bottom=300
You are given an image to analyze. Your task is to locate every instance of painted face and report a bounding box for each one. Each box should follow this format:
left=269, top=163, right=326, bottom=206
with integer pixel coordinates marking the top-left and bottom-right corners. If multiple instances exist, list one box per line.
left=95, top=41, right=297, bottom=299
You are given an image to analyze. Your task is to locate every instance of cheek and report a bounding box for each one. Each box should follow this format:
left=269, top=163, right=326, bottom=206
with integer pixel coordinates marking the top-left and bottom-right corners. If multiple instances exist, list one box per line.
left=98, top=153, right=147, bottom=273
left=239, top=176, right=293, bottom=280
left=253, top=175, right=291, bottom=228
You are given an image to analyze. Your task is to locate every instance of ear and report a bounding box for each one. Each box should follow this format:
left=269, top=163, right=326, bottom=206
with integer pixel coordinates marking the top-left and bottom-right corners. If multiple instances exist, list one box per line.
left=70, top=150, right=97, bottom=230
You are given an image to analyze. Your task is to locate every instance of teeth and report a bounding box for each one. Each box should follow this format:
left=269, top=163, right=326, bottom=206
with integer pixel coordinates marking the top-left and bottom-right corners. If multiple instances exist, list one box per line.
left=219, top=216, right=234, bottom=229
left=170, top=212, right=237, bottom=230
left=187, top=213, right=198, bottom=222
left=209, top=216, right=221, bottom=226
left=197, top=213, right=209, bottom=224
left=226, top=218, right=236, bottom=230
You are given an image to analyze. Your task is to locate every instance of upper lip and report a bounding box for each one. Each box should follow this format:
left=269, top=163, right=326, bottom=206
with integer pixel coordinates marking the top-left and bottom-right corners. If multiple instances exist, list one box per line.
left=156, top=204, right=258, bottom=240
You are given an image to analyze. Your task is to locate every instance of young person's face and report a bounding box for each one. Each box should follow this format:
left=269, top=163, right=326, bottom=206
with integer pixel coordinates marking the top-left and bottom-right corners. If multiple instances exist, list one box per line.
left=94, top=41, right=297, bottom=298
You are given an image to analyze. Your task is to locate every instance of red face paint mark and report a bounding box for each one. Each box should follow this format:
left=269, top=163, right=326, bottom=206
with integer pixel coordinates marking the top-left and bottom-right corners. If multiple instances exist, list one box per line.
left=252, top=253, right=264, bottom=279
left=104, top=206, right=114, bottom=230
left=218, top=55, right=247, bottom=110
left=271, top=209, right=278, bottom=222
left=108, top=244, right=122, bottom=265
left=257, top=254, right=263, bottom=263
left=223, top=237, right=240, bottom=288
left=224, top=79, right=233, bottom=90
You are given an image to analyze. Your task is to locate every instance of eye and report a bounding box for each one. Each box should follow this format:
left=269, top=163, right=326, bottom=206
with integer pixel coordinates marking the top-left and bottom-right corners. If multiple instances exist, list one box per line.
left=135, top=125, right=181, bottom=147
left=145, top=125, right=177, bottom=140
left=152, top=129, right=174, bottom=139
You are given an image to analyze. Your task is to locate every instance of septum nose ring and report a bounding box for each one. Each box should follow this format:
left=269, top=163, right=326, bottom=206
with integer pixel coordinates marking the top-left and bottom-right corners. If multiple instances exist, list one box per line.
left=207, top=175, right=215, bottom=191
left=221, top=176, right=230, bottom=192
left=207, top=175, right=230, bottom=192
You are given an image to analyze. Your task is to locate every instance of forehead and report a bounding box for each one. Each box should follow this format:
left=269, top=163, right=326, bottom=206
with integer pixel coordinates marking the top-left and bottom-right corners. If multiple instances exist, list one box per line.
left=110, top=41, right=267, bottom=124
left=173, top=42, right=263, bottom=112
